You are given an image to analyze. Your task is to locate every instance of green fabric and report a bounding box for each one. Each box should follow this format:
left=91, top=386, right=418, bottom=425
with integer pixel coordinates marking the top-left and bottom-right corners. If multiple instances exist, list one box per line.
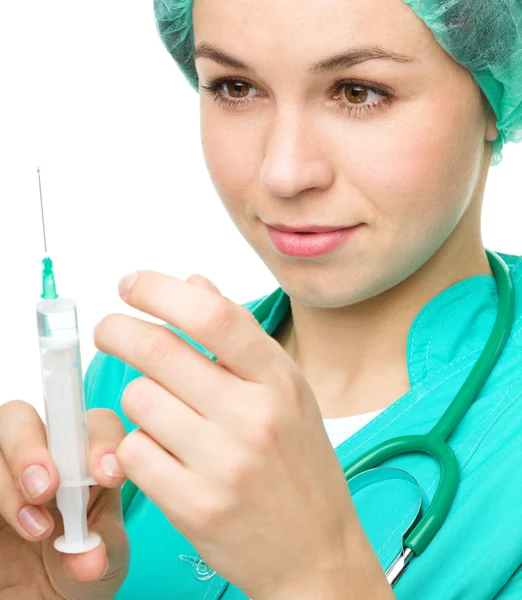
left=401, top=0, right=522, bottom=166
left=153, top=0, right=522, bottom=166
left=85, top=251, right=522, bottom=598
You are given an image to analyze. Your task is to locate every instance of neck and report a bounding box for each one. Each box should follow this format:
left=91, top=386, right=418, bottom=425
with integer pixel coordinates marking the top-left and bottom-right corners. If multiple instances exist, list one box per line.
left=274, top=235, right=492, bottom=419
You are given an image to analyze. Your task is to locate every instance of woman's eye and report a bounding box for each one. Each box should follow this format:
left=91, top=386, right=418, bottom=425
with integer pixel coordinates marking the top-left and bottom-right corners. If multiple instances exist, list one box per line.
left=200, top=77, right=393, bottom=117
left=221, top=80, right=254, bottom=100
left=341, top=85, right=380, bottom=105
left=201, top=79, right=257, bottom=110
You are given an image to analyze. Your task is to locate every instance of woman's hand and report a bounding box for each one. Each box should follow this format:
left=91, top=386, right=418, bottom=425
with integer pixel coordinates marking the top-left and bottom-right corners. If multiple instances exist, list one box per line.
left=0, top=402, right=129, bottom=600
left=93, top=271, right=392, bottom=600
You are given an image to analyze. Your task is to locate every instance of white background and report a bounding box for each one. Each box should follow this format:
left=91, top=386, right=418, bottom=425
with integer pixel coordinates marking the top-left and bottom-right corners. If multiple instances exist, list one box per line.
left=1, top=2, right=520, bottom=420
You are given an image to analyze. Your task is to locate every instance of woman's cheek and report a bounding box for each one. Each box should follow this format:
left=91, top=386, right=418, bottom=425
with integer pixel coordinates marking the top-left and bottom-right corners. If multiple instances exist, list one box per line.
left=201, top=115, right=257, bottom=207
left=361, top=105, right=474, bottom=232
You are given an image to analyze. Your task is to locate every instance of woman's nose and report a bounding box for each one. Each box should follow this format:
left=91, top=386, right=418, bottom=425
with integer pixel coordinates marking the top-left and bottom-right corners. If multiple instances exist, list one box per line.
left=260, top=111, right=335, bottom=199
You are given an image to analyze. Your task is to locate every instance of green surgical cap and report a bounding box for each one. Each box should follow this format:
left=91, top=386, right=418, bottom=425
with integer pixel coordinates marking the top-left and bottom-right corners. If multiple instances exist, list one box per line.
left=154, top=0, right=522, bottom=166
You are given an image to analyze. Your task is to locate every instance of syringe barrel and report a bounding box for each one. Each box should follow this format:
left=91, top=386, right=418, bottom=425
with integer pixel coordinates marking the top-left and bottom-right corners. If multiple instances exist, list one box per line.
left=37, top=298, right=92, bottom=486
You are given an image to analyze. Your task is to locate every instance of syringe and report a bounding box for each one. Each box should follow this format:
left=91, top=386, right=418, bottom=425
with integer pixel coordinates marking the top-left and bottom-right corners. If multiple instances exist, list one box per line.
left=35, top=168, right=102, bottom=554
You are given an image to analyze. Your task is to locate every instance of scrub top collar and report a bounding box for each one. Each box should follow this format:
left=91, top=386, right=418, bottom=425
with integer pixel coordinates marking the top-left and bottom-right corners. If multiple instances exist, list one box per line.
left=249, top=252, right=522, bottom=391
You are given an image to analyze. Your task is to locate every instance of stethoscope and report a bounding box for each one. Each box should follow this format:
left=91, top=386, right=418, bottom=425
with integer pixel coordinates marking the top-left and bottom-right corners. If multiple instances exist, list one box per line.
left=120, top=249, right=515, bottom=589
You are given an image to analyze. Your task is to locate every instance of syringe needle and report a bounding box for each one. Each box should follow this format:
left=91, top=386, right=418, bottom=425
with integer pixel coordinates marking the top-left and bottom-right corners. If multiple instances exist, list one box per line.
left=37, top=166, right=48, bottom=257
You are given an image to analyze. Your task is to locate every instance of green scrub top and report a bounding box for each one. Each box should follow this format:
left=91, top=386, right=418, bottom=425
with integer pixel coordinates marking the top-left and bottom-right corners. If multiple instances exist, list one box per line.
left=85, top=251, right=522, bottom=599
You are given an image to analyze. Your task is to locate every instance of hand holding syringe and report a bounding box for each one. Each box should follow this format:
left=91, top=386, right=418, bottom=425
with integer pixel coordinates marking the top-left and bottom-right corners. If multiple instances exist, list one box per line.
left=0, top=168, right=129, bottom=599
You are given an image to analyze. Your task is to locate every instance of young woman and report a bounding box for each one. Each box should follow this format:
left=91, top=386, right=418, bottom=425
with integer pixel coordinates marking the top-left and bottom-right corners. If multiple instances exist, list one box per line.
left=0, top=0, right=521, bottom=598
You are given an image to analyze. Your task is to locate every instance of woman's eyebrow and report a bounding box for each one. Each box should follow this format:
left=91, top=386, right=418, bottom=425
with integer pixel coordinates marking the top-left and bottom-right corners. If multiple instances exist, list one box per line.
left=194, top=42, right=416, bottom=74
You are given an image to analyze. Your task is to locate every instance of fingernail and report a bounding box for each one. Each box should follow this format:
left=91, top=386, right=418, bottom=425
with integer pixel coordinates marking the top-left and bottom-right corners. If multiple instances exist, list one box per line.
left=100, top=453, right=124, bottom=478
left=19, top=505, right=51, bottom=537
left=21, top=465, right=51, bottom=498
left=118, top=271, right=139, bottom=298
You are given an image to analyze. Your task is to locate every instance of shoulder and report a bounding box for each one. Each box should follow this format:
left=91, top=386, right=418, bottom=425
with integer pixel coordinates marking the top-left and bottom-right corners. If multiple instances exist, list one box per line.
left=84, top=293, right=270, bottom=432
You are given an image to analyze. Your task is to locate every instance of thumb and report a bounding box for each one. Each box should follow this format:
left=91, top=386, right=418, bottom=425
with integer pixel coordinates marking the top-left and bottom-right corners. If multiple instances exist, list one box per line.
left=186, top=274, right=222, bottom=295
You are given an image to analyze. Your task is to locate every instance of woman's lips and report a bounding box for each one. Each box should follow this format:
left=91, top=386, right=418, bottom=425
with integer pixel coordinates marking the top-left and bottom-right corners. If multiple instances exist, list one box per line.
left=266, top=224, right=362, bottom=257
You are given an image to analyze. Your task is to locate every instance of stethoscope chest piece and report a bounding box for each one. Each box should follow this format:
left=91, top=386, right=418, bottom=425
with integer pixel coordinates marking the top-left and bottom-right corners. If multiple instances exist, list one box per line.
left=348, top=467, right=423, bottom=585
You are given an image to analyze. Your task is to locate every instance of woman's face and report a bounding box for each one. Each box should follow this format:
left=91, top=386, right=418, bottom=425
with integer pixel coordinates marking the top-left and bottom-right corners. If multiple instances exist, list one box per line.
left=193, top=0, right=496, bottom=307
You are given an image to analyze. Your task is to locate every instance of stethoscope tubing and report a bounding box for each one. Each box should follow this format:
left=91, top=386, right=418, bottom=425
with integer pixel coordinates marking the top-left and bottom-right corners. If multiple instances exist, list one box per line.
left=343, top=249, right=515, bottom=578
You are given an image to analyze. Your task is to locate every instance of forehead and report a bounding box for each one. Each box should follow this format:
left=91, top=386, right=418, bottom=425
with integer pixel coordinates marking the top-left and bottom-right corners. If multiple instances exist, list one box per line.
left=193, top=0, right=438, bottom=67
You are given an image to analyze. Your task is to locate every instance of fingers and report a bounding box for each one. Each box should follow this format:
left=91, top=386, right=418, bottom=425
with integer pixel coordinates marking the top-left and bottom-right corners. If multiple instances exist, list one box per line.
left=0, top=401, right=127, bottom=545
left=86, top=408, right=127, bottom=489
left=0, top=400, right=60, bottom=504
left=60, top=538, right=110, bottom=582
left=104, top=270, right=286, bottom=384
left=186, top=274, right=222, bottom=294
left=96, top=315, right=237, bottom=421
left=0, top=453, right=55, bottom=541
left=0, top=400, right=58, bottom=540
